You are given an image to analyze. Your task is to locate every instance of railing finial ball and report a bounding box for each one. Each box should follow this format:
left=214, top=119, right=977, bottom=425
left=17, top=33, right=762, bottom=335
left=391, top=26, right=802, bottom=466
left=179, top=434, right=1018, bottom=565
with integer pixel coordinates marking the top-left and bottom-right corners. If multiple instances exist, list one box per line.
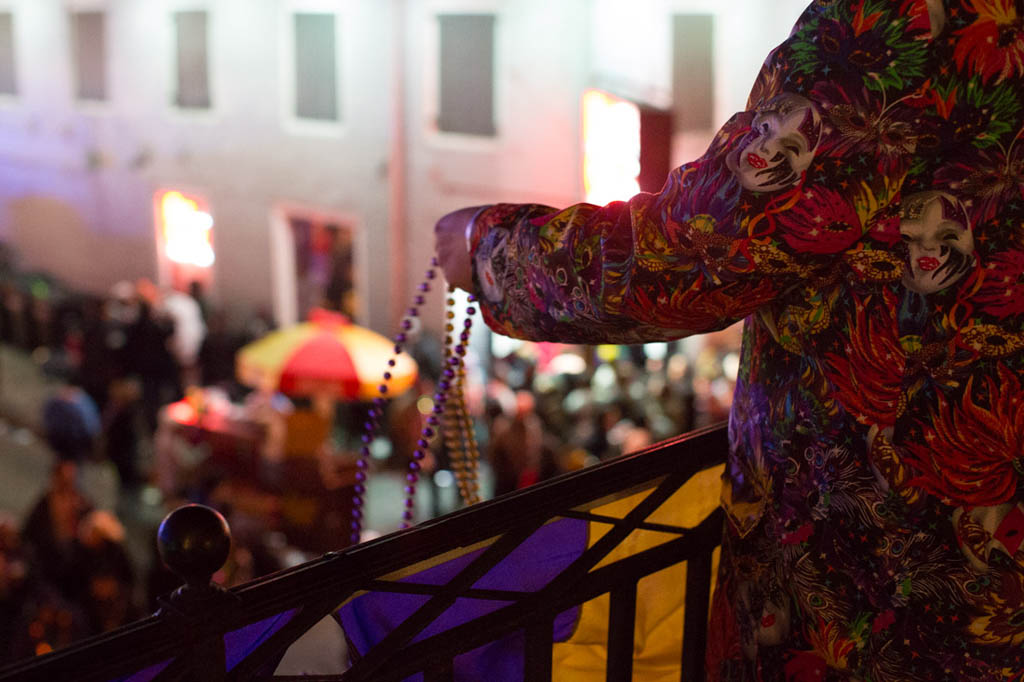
left=157, top=503, right=231, bottom=588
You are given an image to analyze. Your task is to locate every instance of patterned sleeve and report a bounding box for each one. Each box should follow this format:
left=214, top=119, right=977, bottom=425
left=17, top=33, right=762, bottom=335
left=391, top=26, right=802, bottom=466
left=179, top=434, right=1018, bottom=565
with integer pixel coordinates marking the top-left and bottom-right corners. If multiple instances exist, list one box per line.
left=470, top=0, right=936, bottom=344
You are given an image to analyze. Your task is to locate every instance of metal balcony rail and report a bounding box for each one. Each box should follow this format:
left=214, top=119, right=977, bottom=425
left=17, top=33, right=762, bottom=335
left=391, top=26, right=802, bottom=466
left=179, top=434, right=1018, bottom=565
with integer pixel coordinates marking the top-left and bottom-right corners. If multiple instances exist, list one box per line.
left=0, top=423, right=728, bottom=682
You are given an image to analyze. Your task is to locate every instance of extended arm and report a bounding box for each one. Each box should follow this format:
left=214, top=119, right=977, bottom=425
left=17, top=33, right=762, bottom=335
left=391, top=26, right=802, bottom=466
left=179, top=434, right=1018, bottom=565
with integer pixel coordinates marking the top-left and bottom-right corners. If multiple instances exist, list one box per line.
left=437, top=0, right=933, bottom=345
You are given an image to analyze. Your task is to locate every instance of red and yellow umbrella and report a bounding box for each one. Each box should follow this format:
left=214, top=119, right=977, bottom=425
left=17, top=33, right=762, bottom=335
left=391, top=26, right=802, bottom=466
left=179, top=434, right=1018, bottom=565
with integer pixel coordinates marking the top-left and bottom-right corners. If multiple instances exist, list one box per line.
left=236, top=309, right=417, bottom=400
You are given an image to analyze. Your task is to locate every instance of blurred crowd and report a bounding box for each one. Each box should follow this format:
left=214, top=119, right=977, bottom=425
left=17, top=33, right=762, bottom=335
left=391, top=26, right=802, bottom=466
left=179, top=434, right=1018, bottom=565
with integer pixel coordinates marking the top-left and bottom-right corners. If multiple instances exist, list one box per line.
left=390, top=322, right=741, bottom=520
left=0, top=255, right=278, bottom=664
left=0, top=251, right=741, bottom=662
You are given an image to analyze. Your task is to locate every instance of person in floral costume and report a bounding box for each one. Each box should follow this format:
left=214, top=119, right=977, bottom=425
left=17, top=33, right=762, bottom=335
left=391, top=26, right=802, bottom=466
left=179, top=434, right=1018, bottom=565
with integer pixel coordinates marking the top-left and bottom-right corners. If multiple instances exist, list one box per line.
left=435, top=0, right=1024, bottom=679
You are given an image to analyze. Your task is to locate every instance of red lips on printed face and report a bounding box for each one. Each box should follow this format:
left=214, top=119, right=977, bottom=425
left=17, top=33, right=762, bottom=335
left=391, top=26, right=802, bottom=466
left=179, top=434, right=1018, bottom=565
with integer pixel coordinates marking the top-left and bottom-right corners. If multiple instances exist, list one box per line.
left=747, top=153, right=768, bottom=170
left=917, top=257, right=940, bottom=271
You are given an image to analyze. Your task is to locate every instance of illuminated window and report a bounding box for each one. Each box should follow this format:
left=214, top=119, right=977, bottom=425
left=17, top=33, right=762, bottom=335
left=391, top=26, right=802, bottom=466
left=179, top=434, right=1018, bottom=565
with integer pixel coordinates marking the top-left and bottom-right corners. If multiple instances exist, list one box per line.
left=293, top=13, right=339, bottom=121
left=437, top=14, right=495, bottom=136
left=0, top=12, right=15, bottom=95
left=160, top=191, right=215, bottom=268
left=71, top=11, right=106, bottom=101
left=672, top=15, right=714, bottom=131
left=173, top=10, right=210, bottom=109
left=582, top=89, right=641, bottom=205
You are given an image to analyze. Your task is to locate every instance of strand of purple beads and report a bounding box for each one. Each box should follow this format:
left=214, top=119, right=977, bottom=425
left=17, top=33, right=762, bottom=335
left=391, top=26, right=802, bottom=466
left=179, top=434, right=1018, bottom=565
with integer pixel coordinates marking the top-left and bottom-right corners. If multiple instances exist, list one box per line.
left=348, top=258, right=478, bottom=545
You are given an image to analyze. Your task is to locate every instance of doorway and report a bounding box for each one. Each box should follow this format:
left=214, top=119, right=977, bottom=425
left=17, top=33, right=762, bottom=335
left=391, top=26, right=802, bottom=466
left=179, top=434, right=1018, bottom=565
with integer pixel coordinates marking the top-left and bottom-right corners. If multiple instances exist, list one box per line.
left=270, top=207, right=361, bottom=327
left=290, top=216, right=357, bottom=321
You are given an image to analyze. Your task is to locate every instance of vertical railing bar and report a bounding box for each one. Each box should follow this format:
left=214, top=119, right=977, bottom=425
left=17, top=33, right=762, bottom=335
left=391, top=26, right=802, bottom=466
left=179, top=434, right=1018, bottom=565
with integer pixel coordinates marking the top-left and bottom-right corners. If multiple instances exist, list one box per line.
left=680, top=550, right=713, bottom=682
left=606, top=583, right=637, bottom=682
left=524, top=613, right=555, bottom=682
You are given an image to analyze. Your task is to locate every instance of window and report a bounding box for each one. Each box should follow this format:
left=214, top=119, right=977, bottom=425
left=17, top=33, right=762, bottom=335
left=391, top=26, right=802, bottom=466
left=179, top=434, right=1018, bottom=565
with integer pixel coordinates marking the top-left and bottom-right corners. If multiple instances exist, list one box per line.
left=157, top=190, right=215, bottom=291
left=293, top=13, right=338, bottom=121
left=437, top=14, right=495, bottom=136
left=0, top=12, right=15, bottom=96
left=173, top=10, right=210, bottom=109
left=672, top=15, right=714, bottom=131
left=71, top=11, right=106, bottom=101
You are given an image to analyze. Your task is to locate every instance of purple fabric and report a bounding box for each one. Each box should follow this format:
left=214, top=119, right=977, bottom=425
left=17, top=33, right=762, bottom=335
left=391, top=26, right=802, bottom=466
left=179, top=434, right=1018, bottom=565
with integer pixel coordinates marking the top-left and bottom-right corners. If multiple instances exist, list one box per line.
left=223, top=608, right=299, bottom=672
left=105, top=609, right=295, bottom=682
left=337, top=517, right=587, bottom=681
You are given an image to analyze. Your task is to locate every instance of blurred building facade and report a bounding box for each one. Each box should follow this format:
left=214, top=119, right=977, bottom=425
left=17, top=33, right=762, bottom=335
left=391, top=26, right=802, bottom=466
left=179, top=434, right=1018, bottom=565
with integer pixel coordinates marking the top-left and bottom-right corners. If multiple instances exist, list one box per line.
left=0, top=0, right=806, bottom=336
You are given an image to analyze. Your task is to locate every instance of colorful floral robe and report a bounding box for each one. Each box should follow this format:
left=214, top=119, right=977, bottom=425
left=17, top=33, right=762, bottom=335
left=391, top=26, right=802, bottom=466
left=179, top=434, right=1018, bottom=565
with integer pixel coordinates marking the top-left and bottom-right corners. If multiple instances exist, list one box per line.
left=467, top=1, right=1024, bottom=679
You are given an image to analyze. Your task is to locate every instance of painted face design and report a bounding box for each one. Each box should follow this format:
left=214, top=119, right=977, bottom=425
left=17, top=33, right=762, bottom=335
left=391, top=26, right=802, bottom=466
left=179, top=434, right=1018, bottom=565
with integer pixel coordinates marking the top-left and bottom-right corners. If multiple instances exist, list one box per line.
left=730, top=94, right=822, bottom=192
left=737, top=582, right=792, bottom=660
left=899, top=192, right=974, bottom=294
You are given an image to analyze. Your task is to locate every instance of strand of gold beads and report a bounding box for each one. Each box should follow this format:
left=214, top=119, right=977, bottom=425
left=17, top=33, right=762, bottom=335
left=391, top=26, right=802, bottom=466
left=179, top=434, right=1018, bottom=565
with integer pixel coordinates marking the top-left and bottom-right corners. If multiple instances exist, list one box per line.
left=441, top=288, right=481, bottom=506
left=444, top=352, right=480, bottom=505
left=454, top=358, right=481, bottom=504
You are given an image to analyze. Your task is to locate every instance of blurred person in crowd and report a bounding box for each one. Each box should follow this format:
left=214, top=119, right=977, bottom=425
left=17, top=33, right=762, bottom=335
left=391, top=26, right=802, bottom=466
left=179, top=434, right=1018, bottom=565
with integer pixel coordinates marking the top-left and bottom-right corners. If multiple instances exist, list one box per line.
left=322, top=224, right=356, bottom=317
left=74, top=510, right=139, bottom=635
left=436, top=2, right=1024, bottom=678
left=188, top=280, right=211, bottom=325
left=20, top=460, right=93, bottom=601
left=487, top=390, right=556, bottom=495
left=209, top=514, right=285, bottom=588
left=78, top=295, right=122, bottom=411
left=105, top=280, right=140, bottom=355
left=102, top=377, right=144, bottom=493
left=0, top=282, right=23, bottom=347
left=611, top=412, right=654, bottom=456
left=0, top=513, right=28, bottom=663
left=100, top=280, right=141, bottom=377
left=41, top=373, right=101, bottom=463
left=124, top=293, right=179, bottom=434
left=387, top=376, right=443, bottom=512
left=158, top=282, right=207, bottom=389
left=242, top=306, right=275, bottom=346
left=24, top=282, right=54, bottom=351
left=586, top=400, right=624, bottom=461
left=197, top=308, right=245, bottom=396
left=51, top=297, right=85, bottom=373
left=241, top=387, right=294, bottom=467
left=0, top=511, right=89, bottom=661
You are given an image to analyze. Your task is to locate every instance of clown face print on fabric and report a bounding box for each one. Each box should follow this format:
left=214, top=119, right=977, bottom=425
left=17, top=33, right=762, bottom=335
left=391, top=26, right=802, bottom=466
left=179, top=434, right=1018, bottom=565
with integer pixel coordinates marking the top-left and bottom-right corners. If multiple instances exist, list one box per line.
left=727, top=93, right=822, bottom=193
left=899, top=191, right=975, bottom=295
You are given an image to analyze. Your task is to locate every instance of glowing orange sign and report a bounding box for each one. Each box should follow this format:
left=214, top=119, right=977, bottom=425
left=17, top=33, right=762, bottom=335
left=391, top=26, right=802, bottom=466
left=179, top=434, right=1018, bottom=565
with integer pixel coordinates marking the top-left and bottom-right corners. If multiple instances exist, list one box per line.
left=582, top=89, right=641, bottom=205
left=160, top=191, right=215, bottom=267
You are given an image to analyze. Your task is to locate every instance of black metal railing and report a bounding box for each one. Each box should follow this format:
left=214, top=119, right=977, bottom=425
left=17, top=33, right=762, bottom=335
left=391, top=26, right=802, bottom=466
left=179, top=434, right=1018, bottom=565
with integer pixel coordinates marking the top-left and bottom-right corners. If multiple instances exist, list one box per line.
left=0, top=423, right=728, bottom=682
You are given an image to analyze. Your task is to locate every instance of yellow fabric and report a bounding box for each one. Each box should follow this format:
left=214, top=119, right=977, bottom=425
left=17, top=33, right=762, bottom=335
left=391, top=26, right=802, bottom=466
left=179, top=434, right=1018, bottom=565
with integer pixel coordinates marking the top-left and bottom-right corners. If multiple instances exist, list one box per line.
left=237, top=324, right=313, bottom=390
left=552, top=463, right=725, bottom=681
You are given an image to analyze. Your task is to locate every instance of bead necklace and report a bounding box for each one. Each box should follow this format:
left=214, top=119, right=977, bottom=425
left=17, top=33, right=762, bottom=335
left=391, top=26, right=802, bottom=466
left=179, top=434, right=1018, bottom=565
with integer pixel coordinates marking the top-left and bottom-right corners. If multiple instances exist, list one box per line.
left=349, top=258, right=480, bottom=545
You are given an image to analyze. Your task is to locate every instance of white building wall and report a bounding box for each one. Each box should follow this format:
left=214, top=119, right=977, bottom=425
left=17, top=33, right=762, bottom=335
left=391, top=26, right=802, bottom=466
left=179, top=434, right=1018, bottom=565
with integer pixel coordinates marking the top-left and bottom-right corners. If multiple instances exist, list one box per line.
left=0, top=0, right=813, bottom=336
left=401, top=0, right=590, bottom=331
left=0, top=0, right=397, bottom=331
